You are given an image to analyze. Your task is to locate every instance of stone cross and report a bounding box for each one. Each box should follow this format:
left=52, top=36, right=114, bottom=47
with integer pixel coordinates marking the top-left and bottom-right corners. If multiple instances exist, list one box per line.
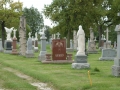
left=89, top=27, right=94, bottom=41
left=13, top=29, right=17, bottom=38
left=28, top=32, right=31, bottom=38
left=35, top=32, right=38, bottom=40
left=56, top=32, right=60, bottom=39
left=104, top=28, right=110, bottom=42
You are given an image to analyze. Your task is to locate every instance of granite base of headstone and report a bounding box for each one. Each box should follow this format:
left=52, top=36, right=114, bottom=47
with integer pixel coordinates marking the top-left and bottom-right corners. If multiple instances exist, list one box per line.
left=25, top=38, right=34, bottom=58
left=4, top=40, right=12, bottom=54
left=38, top=51, right=47, bottom=60
left=106, top=41, right=111, bottom=48
left=72, top=55, right=90, bottom=69
left=112, top=64, right=120, bottom=76
left=99, top=49, right=116, bottom=60
left=87, top=41, right=98, bottom=54
left=0, top=38, right=3, bottom=52
left=66, top=48, right=74, bottom=52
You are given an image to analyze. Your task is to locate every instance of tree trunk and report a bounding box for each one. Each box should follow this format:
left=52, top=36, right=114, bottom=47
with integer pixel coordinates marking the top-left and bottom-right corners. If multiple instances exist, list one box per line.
left=98, top=25, right=103, bottom=47
left=1, top=21, right=5, bottom=48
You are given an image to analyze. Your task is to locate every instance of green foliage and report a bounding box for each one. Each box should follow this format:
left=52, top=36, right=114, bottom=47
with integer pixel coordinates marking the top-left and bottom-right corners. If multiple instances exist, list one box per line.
left=23, top=6, right=44, bottom=37
left=44, top=25, right=51, bottom=41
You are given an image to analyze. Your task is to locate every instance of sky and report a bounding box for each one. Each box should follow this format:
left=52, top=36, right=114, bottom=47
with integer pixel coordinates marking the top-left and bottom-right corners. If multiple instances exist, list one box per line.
left=13, top=0, right=53, bottom=27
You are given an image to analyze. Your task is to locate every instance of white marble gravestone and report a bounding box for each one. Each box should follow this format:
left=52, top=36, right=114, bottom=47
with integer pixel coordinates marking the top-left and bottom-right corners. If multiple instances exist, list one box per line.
left=26, top=32, right=34, bottom=57
left=72, top=25, right=90, bottom=69
left=87, top=27, right=97, bottom=54
left=4, top=27, right=14, bottom=53
left=34, top=32, right=38, bottom=52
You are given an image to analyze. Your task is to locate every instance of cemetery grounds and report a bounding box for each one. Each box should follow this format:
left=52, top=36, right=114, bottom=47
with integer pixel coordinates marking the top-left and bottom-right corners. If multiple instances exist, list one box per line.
left=0, top=45, right=120, bottom=90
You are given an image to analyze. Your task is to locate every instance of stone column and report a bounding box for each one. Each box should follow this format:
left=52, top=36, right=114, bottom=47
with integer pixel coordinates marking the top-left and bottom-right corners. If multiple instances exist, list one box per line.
left=38, top=33, right=47, bottom=61
left=19, top=15, right=27, bottom=56
left=12, top=29, right=18, bottom=54
left=112, top=24, right=120, bottom=76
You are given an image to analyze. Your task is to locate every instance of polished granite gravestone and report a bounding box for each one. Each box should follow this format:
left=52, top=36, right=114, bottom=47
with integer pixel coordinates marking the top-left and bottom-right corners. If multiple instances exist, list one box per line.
left=99, top=49, right=116, bottom=60
left=4, top=40, right=12, bottom=53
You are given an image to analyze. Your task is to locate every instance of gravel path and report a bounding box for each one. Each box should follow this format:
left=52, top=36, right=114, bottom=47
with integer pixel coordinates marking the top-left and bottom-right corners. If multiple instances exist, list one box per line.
left=4, top=67, right=54, bottom=90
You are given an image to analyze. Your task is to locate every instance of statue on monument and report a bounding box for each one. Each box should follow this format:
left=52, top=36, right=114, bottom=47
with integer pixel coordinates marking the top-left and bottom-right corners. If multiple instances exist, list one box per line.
left=76, top=25, right=85, bottom=55
left=4, top=27, right=14, bottom=41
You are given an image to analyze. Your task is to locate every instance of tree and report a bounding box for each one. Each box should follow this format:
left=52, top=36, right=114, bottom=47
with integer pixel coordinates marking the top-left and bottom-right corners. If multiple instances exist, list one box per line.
left=23, top=6, right=44, bottom=37
left=0, top=0, right=23, bottom=47
left=44, top=25, right=51, bottom=42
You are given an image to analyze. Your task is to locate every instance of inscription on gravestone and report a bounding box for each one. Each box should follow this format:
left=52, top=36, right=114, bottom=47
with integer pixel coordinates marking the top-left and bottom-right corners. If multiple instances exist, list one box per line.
left=52, top=39, right=66, bottom=60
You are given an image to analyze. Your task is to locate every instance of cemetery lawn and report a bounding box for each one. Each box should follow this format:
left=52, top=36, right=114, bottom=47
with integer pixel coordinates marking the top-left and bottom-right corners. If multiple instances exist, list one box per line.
left=0, top=49, right=120, bottom=90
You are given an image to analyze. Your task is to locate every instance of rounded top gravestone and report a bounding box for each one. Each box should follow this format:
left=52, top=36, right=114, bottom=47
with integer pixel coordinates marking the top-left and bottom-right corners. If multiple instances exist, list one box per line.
left=76, top=25, right=85, bottom=55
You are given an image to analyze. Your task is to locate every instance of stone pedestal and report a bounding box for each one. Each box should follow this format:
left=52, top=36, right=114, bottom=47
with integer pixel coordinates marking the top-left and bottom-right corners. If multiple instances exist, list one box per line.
left=112, top=24, right=120, bottom=76
left=26, top=38, right=34, bottom=58
left=99, top=49, right=116, bottom=60
left=38, top=34, right=47, bottom=61
left=12, top=38, right=18, bottom=54
left=0, top=38, right=3, bottom=52
left=72, top=55, right=90, bottom=69
left=4, top=40, right=12, bottom=54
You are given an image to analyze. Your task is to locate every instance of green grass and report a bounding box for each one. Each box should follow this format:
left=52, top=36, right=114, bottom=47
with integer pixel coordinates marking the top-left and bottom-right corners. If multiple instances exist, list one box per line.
left=0, top=46, right=119, bottom=90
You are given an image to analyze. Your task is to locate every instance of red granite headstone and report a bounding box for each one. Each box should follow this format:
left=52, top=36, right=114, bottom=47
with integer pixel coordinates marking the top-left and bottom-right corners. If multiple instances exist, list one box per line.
left=52, top=39, right=66, bottom=60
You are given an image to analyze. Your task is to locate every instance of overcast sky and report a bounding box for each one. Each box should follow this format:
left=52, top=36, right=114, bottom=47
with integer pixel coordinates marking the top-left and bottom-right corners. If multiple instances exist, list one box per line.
left=13, top=0, right=53, bottom=27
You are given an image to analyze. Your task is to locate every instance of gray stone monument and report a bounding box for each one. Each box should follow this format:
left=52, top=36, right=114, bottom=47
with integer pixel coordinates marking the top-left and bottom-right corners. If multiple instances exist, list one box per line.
left=19, top=15, right=27, bottom=56
left=99, top=34, right=105, bottom=50
left=72, top=25, right=90, bottom=69
left=38, top=31, right=47, bottom=61
left=0, top=38, right=3, bottom=52
left=34, top=32, right=38, bottom=52
left=4, top=27, right=14, bottom=53
left=104, top=28, right=111, bottom=49
left=99, top=49, right=116, bottom=60
left=87, top=27, right=97, bottom=54
left=113, top=41, right=117, bottom=49
left=73, top=30, right=78, bottom=50
left=26, top=32, right=34, bottom=57
left=112, top=23, right=120, bottom=76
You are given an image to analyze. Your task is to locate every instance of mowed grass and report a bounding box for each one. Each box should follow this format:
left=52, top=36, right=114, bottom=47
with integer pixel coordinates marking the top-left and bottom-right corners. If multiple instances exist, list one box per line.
left=0, top=46, right=120, bottom=90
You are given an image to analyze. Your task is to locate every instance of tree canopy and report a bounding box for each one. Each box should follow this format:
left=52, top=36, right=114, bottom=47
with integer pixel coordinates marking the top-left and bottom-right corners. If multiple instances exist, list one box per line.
left=23, top=6, right=44, bottom=37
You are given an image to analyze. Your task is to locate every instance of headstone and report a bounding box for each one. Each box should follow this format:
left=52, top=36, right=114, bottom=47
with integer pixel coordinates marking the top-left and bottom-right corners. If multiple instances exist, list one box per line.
left=72, top=25, right=90, bottom=69
left=12, top=29, right=18, bottom=54
left=87, top=27, right=97, bottom=54
left=73, top=30, right=78, bottom=50
left=19, top=15, right=27, bottom=56
left=0, top=38, right=3, bottom=52
left=99, top=49, right=116, bottom=60
left=99, top=34, right=105, bottom=50
left=112, top=22, right=120, bottom=76
left=114, top=41, right=117, bottom=49
left=32, top=36, right=35, bottom=47
left=34, top=32, right=38, bottom=52
left=38, top=33, right=47, bottom=61
left=26, top=32, right=34, bottom=58
left=104, top=28, right=111, bottom=48
left=4, top=27, right=13, bottom=53
left=52, top=39, right=66, bottom=60
left=56, top=32, right=60, bottom=39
